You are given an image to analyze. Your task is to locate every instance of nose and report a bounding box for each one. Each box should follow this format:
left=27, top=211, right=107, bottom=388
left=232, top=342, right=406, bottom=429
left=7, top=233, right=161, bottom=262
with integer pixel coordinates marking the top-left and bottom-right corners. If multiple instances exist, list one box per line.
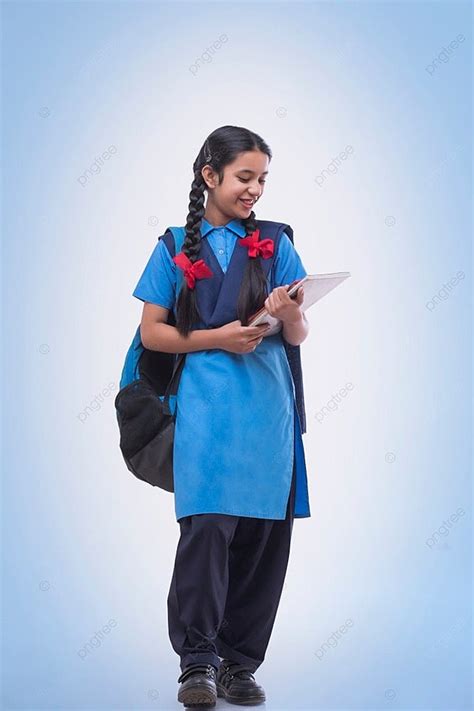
left=247, top=186, right=262, bottom=199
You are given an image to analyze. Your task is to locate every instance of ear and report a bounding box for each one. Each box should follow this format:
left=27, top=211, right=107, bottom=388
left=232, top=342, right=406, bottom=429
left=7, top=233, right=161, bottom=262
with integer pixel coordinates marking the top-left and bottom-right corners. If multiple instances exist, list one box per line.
left=201, top=164, right=218, bottom=189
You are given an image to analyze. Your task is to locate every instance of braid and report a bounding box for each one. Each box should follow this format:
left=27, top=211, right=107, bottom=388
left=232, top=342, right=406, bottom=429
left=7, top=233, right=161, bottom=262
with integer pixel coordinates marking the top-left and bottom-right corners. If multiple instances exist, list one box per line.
left=175, top=170, right=207, bottom=337
left=236, top=210, right=268, bottom=326
left=183, top=171, right=206, bottom=261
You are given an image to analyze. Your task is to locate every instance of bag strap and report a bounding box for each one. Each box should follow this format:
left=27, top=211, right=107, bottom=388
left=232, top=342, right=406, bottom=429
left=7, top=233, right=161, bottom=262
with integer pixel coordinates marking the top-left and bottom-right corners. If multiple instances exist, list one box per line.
left=156, top=227, right=188, bottom=417
left=165, top=352, right=186, bottom=398
left=165, top=225, right=186, bottom=298
left=161, top=352, right=185, bottom=417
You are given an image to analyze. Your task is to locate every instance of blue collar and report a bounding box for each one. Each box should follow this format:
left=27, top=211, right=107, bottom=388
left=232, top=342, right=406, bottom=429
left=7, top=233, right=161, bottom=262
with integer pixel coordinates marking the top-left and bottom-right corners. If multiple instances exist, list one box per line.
left=200, top=217, right=247, bottom=239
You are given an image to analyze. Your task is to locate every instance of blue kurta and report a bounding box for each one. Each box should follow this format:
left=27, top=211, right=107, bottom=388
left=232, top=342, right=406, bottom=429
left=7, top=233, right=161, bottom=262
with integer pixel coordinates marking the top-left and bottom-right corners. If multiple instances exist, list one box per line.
left=132, top=217, right=311, bottom=521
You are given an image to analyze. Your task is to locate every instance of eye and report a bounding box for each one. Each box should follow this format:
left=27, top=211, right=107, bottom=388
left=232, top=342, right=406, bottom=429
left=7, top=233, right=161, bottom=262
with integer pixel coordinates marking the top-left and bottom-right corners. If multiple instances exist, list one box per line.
left=238, top=178, right=267, bottom=184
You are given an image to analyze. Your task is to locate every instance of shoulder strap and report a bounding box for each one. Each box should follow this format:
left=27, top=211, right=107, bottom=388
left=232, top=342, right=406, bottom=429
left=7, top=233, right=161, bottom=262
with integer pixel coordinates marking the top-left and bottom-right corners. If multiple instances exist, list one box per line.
left=161, top=226, right=186, bottom=299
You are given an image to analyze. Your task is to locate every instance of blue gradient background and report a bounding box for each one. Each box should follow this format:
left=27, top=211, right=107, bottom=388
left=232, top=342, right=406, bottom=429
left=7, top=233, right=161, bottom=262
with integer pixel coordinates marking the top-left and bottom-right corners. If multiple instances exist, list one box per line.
left=2, top=1, right=472, bottom=709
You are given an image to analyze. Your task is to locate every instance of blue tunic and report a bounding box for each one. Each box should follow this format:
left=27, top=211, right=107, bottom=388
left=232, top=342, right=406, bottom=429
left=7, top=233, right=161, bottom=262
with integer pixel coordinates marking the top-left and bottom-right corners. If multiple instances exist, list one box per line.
left=132, top=217, right=311, bottom=521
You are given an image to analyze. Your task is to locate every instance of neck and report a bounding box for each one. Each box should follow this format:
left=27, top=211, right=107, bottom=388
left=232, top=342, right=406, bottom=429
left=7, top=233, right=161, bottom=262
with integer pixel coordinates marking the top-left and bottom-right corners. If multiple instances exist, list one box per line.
left=203, top=203, right=238, bottom=228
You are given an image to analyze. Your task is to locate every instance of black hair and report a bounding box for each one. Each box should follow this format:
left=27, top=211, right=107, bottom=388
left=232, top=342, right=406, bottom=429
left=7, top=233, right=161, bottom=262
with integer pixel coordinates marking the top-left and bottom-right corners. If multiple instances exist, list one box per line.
left=175, top=125, right=272, bottom=337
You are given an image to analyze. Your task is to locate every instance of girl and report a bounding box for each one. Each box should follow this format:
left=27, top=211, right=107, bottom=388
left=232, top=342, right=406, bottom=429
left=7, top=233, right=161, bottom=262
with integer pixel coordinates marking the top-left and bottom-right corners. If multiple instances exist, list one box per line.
left=132, top=125, right=311, bottom=708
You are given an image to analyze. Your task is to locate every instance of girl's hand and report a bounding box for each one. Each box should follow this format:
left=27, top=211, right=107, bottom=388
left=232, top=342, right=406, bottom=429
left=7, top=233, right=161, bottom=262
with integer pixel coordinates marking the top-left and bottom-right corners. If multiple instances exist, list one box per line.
left=216, top=320, right=271, bottom=354
left=264, top=285, right=304, bottom=324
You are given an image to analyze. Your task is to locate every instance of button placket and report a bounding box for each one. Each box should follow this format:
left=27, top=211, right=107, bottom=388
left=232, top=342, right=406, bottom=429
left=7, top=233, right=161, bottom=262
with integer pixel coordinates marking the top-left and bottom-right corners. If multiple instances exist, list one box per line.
left=217, top=229, right=226, bottom=268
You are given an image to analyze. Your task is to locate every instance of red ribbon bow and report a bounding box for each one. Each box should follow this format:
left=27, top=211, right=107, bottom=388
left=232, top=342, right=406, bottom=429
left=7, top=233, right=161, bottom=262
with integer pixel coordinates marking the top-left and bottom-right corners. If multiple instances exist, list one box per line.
left=238, top=229, right=274, bottom=259
left=172, top=251, right=213, bottom=289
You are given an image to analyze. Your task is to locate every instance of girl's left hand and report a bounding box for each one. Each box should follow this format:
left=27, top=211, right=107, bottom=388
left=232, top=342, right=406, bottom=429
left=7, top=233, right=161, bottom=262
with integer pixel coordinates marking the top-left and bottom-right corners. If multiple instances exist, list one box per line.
left=264, top=285, right=304, bottom=324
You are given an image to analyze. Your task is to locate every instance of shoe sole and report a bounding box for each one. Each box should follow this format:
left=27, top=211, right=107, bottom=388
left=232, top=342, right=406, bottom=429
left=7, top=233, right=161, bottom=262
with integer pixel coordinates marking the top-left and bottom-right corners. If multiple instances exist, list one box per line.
left=178, top=682, right=217, bottom=708
left=216, top=681, right=266, bottom=705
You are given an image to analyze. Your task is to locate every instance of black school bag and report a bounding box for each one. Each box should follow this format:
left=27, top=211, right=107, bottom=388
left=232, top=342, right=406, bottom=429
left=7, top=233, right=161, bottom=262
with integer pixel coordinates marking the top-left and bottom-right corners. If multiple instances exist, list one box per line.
left=114, top=229, right=187, bottom=493
left=114, top=334, right=185, bottom=492
left=114, top=222, right=307, bottom=492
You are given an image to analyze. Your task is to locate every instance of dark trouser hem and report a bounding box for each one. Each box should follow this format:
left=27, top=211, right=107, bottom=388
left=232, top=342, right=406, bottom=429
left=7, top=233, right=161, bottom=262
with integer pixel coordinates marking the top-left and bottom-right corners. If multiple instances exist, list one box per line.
left=215, top=636, right=261, bottom=673
left=180, top=651, right=221, bottom=672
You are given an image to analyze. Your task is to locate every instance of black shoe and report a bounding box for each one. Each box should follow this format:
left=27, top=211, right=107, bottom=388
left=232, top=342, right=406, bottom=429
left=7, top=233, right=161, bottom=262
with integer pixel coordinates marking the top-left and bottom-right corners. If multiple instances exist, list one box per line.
left=216, top=660, right=266, bottom=705
left=177, top=663, right=218, bottom=708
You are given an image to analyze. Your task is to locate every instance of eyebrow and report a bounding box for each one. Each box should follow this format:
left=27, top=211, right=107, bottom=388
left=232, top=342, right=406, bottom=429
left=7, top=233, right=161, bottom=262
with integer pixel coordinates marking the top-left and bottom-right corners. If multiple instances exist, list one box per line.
left=235, top=169, right=269, bottom=175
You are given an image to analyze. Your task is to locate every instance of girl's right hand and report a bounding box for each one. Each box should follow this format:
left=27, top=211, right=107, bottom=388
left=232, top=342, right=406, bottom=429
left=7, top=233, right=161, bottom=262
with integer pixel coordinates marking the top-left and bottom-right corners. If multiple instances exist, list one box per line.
left=216, top=320, right=271, bottom=354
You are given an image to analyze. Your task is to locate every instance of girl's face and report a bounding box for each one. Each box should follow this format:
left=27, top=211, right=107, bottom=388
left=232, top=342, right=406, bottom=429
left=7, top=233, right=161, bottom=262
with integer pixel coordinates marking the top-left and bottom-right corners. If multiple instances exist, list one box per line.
left=202, top=150, right=269, bottom=225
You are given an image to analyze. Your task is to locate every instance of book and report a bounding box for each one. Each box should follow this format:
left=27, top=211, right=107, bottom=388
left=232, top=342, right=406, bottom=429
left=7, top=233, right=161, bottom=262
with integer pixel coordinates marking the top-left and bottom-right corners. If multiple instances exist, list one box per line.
left=248, top=272, right=351, bottom=336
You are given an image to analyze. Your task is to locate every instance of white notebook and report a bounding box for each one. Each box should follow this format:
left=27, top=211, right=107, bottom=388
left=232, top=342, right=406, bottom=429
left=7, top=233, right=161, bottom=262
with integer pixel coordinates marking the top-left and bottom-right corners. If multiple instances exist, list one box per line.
left=248, top=272, right=351, bottom=336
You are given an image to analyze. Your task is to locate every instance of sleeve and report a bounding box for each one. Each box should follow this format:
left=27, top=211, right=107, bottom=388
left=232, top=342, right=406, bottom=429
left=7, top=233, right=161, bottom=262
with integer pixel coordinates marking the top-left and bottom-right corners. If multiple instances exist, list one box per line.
left=132, top=238, right=176, bottom=309
left=272, top=230, right=308, bottom=288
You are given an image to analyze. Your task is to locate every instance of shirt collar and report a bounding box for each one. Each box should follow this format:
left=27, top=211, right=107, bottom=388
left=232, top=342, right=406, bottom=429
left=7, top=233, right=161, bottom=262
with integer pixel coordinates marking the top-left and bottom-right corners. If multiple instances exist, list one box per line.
left=200, top=217, right=247, bottom=239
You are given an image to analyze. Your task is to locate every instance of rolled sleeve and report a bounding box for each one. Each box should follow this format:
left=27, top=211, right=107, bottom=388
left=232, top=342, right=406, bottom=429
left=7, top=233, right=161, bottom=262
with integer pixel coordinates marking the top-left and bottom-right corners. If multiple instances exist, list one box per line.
left=132, top=238, right=176, bottom=309
left=272, top=230, right=308, bottom=287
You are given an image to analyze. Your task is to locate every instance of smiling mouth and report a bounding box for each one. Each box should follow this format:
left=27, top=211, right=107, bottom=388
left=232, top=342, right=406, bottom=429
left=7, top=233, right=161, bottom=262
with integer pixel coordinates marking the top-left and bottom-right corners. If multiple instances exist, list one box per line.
left=240, top=199, right=255, bottom=206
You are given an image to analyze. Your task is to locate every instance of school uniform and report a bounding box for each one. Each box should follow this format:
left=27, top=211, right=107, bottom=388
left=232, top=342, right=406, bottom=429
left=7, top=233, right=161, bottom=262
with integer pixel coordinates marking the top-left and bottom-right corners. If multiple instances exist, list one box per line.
left=132, top=217, right=311, bottom=673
